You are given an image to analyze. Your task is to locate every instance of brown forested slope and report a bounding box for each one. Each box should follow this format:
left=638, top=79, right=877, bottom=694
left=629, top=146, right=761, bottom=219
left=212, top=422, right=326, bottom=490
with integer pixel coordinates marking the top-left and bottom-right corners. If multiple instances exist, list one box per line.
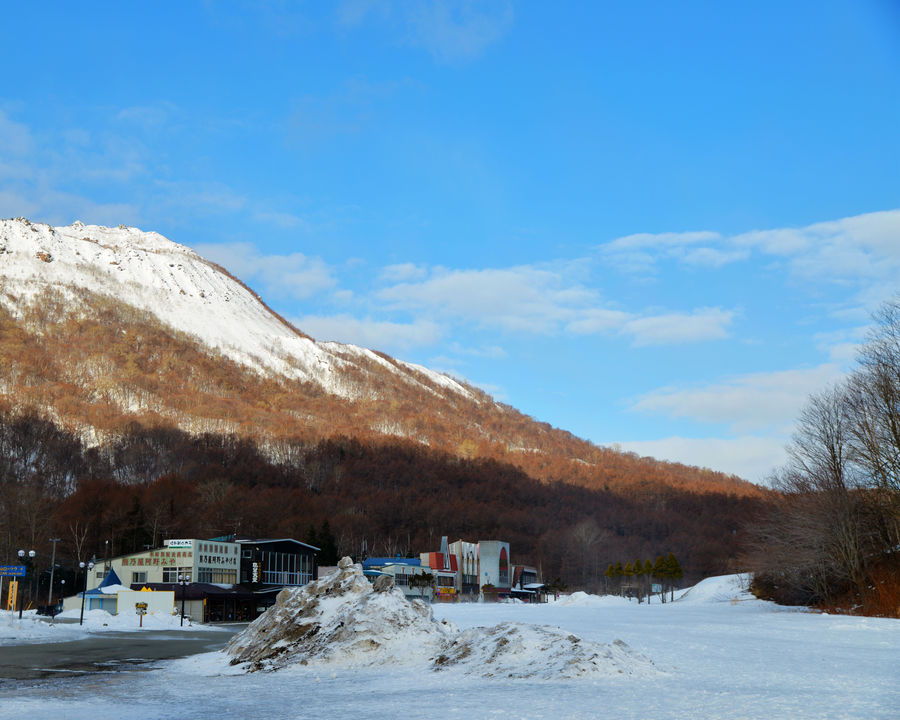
left=0, top=408, right=768, bottom=589
left=0, top=287, right=764, bottom=499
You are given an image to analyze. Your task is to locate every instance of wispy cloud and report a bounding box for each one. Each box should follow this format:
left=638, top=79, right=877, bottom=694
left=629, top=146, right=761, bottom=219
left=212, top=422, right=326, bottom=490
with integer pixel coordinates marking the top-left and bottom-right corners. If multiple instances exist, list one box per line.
left=295, top=313, right=442, bottom=351
left=600, top=210, right=900, bottom=294
left=377, top=263, right=735, bottom=344
left=336, top=0, right=513, bottom=64
left=615, top=435, right=789, bottom=483
left=195, top=242, right=336, bottom=300
left=623, top=307, right=735, bottom=346
left=0, top=110, right=33, bottom=156
left=630, top=364, right=844, bottom=434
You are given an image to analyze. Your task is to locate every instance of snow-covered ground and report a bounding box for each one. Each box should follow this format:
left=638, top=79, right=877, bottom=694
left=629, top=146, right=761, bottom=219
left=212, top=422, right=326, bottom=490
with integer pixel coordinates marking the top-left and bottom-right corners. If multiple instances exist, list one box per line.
left=0, top=607, right=217, bottom=645
left=0, top=575, right=897, bottom=720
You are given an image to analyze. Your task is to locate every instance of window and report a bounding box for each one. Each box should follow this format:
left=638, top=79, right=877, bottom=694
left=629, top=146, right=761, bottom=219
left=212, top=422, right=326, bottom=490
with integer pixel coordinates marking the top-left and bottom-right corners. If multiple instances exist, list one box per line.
left=259, top=550, right=313, bottom=586
left=197, top=568, right=237, bottom=584
left=163, top=566, right=192, bottom=583
left=132, top=572, right=147, bottom=584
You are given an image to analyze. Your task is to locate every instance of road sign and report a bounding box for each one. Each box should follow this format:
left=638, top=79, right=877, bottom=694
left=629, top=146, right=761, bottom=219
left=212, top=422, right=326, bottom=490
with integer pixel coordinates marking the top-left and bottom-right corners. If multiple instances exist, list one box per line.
left=0, top=566, right=26, bottom=577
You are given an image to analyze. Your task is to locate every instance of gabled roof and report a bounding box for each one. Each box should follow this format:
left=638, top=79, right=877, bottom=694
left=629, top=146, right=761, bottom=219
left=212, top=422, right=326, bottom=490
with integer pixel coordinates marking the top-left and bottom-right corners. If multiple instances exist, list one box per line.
left=98, top=568, right=123, bottom=589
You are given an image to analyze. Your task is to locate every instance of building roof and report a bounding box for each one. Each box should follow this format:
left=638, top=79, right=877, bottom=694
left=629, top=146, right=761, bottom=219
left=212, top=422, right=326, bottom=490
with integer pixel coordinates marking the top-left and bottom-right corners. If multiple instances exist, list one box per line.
left=363, top=557, right=421, bottom=569
left=234, top=537, right=320, bottom=552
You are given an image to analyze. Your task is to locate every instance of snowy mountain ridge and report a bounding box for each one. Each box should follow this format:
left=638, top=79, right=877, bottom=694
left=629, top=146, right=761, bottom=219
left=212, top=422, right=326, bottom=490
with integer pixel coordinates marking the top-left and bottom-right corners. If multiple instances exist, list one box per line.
left=0, top=217, right=474, bottom=403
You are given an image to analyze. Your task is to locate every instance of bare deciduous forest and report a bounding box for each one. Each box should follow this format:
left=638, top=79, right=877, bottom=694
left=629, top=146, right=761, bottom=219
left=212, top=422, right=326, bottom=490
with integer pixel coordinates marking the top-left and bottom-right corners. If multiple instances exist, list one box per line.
left=747, top=299, right=900, bottom=616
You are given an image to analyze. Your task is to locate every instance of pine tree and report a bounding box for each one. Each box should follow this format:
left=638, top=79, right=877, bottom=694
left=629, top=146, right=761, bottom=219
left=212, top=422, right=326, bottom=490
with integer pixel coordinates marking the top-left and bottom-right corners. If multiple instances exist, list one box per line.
left=614, top=561, right=624, bottom=596
left=604, top=563, right=615, bottom=594
left=643, top=559, right=654, bottom=603
left=653, top=555, right=667, bottom=603
left=665, top=552, right=683, bottom=602
left=632, top=559, right=644, bottom=603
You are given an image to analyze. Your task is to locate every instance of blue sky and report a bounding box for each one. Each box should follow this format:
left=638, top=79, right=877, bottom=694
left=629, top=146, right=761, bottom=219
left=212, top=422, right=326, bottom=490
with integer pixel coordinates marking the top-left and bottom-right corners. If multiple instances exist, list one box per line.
left=2, top=1, right=899, bottom=482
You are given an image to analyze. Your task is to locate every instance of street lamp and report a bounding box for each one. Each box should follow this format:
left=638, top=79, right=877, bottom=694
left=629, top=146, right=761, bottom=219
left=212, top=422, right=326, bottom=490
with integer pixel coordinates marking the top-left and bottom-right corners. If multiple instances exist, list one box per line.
left=16, top=549, right=35, bottom=619
left=178, top=573, right=191, bottom=626
left=78, top=560, right=95, bottom=626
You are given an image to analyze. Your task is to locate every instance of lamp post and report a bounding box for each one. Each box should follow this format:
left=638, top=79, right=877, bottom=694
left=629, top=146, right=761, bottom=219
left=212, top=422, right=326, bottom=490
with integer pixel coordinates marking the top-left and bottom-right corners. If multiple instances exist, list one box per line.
left=16, top=549, right=35, bottom=619
left=47, top=538, right=60, bottom=607
left=78, top=560, right=94, bottom=626
left=178, top=573, right=191, bottom=626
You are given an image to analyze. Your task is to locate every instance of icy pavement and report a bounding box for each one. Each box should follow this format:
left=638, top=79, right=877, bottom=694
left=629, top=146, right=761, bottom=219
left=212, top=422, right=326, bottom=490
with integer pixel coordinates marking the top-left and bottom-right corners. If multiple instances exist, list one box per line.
left=0, top=574, right=897, bottom=720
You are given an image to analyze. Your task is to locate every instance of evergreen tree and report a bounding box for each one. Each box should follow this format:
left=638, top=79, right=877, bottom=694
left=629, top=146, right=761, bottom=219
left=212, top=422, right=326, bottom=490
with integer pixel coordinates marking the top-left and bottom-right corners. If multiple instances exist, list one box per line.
left=316, top=520, right=339, bottom=566
left=632, top=559, right=644, bottom=602
left=653, top=555, right=667, bottom=603
left=614, top=561, right=624, bottom=596
left=666, top=552, right=684, bottom=602
left=643, top=559, right=654, bottom=603
left=604, top=563, right=615, bottom=594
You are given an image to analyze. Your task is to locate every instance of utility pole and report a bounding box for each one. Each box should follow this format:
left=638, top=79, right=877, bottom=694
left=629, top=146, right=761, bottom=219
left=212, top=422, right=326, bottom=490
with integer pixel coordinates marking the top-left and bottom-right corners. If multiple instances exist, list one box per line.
left=47, top=538, right=60, bottom=608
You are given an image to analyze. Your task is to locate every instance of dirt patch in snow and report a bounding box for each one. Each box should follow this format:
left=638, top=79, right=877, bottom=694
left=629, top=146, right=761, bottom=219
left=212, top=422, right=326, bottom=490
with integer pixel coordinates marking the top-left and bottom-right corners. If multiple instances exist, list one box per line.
left=227, top=558, right=659, bottom=679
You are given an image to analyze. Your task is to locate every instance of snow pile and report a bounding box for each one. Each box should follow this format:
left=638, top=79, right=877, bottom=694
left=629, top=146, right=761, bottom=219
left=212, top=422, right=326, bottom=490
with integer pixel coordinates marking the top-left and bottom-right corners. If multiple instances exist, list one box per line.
left=227, top=558, right=658, bottom=679
left=553, top=590, right=631, bottom=607
left=0, top=607, right=220, bottom=645
left=226, top=557, right=452, bottom=671
left=435, top=622, right=657, bottom=679
left=675, top=574, right=755, bottom=605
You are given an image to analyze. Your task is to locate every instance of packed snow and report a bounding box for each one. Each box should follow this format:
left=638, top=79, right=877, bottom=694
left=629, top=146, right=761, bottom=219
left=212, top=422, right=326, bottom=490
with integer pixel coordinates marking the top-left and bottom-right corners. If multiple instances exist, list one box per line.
left=0, top=572, right=897, bottom=719
left=0, top=218, right=474, bottom=403
left=0, top=607, right=218, bottom=646
left=226, top=558, right=653, bottom=679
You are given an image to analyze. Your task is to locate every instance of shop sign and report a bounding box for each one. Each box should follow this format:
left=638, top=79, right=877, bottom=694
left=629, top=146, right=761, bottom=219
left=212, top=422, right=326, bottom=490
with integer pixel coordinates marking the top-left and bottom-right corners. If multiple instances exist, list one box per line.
left=167, top=539, right=193, bottom=548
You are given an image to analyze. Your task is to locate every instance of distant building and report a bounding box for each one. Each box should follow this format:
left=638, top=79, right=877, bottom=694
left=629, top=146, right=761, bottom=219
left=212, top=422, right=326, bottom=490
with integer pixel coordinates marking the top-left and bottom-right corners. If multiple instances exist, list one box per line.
left=510, top=564, right=545, bottom=602
left=362, top=557, right=445, bottom=602
left=420, top=536, right=459, bottom=602
left=79, top=536, right=318, bottom=622
left=448, top=539, right=479, bottom=599
left=476, top=540, right=511, bottom=600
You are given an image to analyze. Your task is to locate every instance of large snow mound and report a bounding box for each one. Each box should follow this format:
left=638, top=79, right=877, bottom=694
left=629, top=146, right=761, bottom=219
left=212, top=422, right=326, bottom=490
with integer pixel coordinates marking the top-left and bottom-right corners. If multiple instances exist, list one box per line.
left=675, top=573, right=754, bottom=604
left=435, top=622, right=656, bottom=679
left=226, top=557, right=452, bottom=671
left=226, top=558, right=659, bottom=679
left=553, top=590, right=631, bottom=607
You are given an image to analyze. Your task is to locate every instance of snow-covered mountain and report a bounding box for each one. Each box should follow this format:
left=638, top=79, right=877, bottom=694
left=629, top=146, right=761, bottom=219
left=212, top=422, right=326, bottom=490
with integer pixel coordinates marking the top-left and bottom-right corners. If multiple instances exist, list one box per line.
left=0, top=217, right=760, bottom=496
left=0, top=218, right=472, bottom=403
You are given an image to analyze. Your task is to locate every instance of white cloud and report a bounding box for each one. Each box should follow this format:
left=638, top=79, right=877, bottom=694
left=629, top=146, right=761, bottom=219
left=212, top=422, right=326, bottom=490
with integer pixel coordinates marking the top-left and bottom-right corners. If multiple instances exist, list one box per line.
left=295, top=314, right=442, bottom=351
left=379, top=262, right=428, bottom=282
left=622, top=307, right=735, bottom=346
left=194, top=242, right=336, bottom=300
left=604, top=230, right=721, bottom=251
left=403, top=0, right=514, bottom=63
left=601, top=209, right=900, bottom=300
left=378, top=265, right=597, bottom=333
left=566, top=308, right=634, bottom=334
left=0, top=110, right=33, bottom=156
left=615, top=435, right=789, bottom=484
left=253, top=210, right=310, bottom=230
left=338, top=0, right=514, bottom=64
left=631, top=363, right=844, bottom=433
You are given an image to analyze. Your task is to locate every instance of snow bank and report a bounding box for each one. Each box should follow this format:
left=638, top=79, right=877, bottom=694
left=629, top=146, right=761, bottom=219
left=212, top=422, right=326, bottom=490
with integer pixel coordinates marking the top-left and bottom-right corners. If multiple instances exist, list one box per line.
left=553, top=590, right=632, bottom=607
left=0, top=606, right=219, bottom=645
left=435, top=622, right=657, bottom=679
left=675, top=574, right=756, bottom=605
left=226, top=557, right=451, bottom=671
left=226, top=558, right=658, bottom=679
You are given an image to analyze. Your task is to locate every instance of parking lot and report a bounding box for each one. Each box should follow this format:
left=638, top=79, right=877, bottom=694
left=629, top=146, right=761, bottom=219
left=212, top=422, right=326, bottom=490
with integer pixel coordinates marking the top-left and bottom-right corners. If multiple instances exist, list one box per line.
left=0, top=624, right=242, bottom=682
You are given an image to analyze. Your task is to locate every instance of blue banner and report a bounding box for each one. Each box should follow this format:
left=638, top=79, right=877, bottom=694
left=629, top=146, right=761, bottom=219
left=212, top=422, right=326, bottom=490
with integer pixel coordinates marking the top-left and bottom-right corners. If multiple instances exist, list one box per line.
left=0, top=565, right=26, bottom=577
